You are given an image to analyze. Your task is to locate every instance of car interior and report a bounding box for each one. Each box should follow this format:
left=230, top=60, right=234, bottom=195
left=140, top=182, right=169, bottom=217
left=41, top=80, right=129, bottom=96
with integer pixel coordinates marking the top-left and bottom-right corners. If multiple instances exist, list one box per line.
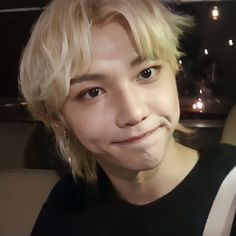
left=0, top=0, right=235, bottom=235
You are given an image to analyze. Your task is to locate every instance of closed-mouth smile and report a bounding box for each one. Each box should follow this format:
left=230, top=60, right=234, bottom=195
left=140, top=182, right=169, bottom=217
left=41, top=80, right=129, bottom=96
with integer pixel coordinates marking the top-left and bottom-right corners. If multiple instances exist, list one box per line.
left=113, top=127, right=160, bottom=145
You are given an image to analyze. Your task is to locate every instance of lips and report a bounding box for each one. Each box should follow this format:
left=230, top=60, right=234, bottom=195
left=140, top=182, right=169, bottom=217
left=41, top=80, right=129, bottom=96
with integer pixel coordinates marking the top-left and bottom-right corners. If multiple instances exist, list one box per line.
left=113, top=127, right=159, bottom=144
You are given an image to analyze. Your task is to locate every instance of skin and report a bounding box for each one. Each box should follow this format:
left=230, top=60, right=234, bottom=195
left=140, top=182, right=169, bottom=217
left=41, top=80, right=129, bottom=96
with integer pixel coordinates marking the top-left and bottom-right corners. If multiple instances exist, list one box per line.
left=62, top=21, right=198, bottom=205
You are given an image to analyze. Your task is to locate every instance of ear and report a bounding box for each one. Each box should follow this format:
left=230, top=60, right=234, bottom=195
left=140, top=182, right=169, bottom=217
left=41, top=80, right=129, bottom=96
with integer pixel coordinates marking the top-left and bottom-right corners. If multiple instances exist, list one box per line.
left=50, top=111, right=67, bottom=135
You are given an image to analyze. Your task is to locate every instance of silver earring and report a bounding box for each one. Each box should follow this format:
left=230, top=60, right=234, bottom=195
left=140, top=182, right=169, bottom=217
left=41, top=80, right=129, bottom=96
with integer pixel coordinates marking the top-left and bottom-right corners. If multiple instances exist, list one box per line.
left=63, top=131, right=72, bottom=166
left=63, top=130, right=77, bottom=178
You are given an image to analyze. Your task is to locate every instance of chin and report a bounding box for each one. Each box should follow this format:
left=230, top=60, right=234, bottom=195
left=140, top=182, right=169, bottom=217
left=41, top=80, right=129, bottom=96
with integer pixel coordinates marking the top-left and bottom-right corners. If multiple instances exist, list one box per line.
left=123, top=152, right=165, bottom=172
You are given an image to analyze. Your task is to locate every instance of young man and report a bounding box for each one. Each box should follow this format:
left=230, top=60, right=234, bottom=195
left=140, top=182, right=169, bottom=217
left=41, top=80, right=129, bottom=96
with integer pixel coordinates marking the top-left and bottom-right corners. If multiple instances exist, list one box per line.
left=20, top=0, right=236, bottom=235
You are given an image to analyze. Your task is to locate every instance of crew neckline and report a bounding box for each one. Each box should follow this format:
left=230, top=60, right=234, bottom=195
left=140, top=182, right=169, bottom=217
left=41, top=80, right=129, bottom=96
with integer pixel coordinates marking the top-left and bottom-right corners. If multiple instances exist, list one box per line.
left=110, top=149, right=208, bottom=209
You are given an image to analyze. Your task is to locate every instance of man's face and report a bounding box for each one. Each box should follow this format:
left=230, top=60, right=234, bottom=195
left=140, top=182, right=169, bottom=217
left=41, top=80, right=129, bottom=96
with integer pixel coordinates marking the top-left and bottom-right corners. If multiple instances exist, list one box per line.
left=62, top=21, right=180, bottom=177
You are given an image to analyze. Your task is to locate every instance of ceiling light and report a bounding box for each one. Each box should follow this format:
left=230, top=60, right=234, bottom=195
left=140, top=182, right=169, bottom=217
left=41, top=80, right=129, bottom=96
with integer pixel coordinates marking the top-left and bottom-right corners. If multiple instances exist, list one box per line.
left=229, top=39, right=234, bottom=46
left=212, top=6, right=219, bottom=20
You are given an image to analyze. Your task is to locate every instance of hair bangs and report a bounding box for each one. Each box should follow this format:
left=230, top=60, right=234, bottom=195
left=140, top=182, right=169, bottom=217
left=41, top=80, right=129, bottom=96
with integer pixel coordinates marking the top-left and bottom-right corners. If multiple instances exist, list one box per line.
left=94, top=0, right=191, bottom=73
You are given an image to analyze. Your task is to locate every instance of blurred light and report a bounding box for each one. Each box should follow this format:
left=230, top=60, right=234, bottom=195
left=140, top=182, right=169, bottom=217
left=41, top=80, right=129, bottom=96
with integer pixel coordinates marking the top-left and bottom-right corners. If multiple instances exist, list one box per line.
left=192, top=99, right=204, bottom=111
left=204, top=49, right=209, bottom=55
left=199, top=89, right=203, bottom=94
left=196, top=101, right=203, bottom=109
left=229, top=39, right=234, bottom=46
left=212, top=6, right=219, bottom=20
left=178, top=59, right=183, bottom=65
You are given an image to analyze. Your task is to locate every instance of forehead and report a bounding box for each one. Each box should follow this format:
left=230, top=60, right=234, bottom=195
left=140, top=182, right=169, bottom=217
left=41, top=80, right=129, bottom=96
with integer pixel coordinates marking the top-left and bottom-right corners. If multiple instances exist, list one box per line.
left=91, top=22, right=138, bottom=64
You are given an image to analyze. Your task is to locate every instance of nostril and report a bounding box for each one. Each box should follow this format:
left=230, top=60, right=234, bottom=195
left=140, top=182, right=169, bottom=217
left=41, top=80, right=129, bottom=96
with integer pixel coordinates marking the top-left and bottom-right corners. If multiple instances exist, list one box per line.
left=115, top=91, right=149, bottom=128
left=120, top=112, right=148, bottom=127
left=141, top=115, right=148, bottom=121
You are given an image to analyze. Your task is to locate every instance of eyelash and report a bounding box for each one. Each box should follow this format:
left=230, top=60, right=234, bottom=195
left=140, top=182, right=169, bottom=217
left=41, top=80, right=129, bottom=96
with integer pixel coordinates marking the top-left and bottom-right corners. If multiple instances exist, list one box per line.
left=77, top=65, right=161, bottom=100
left=78, top=87, right=105, bottom=100
left=137, top=66, right=161, bottom=82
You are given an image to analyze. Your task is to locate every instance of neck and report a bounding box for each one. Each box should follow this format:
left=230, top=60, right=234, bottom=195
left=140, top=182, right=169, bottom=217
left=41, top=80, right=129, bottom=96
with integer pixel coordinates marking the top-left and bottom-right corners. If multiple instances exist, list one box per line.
left=102, top=139, right=199, bottom=205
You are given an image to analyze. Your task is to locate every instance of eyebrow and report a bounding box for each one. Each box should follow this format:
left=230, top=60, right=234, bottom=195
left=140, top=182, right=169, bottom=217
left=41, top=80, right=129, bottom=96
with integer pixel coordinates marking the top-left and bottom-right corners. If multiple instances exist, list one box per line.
left=70, top=74, right=106, bottom=85
left=70, top=55, right=144, bottom=85
left=130, top=55, right=143, bottom=67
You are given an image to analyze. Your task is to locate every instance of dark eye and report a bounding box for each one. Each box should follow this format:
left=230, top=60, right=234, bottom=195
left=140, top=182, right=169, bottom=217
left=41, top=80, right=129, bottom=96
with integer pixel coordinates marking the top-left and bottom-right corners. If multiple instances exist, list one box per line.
left=138, top=67, right=157, bottom=80
left=88, top=88, right=100, bottom=97
left=81, top=87, right=104, bottom=99
left=140, top=68, right=152, bottom=78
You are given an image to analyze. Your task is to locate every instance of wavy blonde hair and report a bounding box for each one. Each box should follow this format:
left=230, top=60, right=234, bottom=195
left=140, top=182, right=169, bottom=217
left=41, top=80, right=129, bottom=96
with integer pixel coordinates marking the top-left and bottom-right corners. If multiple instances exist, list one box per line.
left=20, top=0, right=192, bottom=182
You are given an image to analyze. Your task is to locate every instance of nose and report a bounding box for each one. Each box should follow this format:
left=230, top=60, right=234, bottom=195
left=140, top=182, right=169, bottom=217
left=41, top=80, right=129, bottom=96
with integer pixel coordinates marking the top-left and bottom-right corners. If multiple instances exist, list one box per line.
left=115, top=87, right=149, bottom=128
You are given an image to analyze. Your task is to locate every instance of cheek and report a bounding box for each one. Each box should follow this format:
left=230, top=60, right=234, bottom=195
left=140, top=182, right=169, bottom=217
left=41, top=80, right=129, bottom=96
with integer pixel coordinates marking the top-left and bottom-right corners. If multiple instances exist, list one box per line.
left=150, top=78, right=180, bottom=118
left=63, top=106, right=113, bottom=153
left=165, top=82, right=180, bottom=123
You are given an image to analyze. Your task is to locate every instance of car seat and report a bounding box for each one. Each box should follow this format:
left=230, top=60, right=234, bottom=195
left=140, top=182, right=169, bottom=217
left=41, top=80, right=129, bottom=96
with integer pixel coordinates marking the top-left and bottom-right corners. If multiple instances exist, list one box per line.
left=221, top=105, right=236, bottom=146
left=0, top=169, right=59, bottom=236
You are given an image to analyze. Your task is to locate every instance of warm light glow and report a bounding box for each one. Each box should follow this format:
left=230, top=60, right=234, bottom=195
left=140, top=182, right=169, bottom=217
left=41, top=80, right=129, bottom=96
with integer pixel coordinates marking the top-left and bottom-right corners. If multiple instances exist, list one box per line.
left=199, top=89, right=203, bottom=94
left=196, top=101, right=203, bottom=109
left=178, top=59, right=182, bottom=65
left=192, top=99, right=204, bottom=111
left=229, top=39, right=234, bottom=46
left=204, top=49, right=209, bottom=55
left=212, top=6, right=219, bottom=20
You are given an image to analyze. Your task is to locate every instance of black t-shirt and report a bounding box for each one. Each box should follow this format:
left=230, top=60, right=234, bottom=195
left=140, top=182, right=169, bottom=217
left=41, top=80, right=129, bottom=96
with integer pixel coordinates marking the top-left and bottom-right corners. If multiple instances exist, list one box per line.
left=31, top=144, right=236, bottom=236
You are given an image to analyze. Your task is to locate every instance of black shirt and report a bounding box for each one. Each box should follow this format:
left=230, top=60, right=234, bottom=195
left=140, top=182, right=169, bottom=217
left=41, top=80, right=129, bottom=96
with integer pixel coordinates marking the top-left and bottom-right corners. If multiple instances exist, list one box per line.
left=31, top=144, right=236, bottom=236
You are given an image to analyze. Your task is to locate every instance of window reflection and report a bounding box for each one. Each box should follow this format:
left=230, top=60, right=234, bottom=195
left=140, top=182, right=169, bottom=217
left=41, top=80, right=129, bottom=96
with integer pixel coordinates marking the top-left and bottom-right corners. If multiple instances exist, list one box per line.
left=170, top=1, right=236, bottom=122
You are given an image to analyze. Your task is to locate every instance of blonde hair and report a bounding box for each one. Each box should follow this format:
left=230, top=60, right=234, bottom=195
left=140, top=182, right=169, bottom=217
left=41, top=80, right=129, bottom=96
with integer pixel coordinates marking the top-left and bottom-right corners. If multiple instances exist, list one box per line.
left=20, top=0, right=192, bottom=182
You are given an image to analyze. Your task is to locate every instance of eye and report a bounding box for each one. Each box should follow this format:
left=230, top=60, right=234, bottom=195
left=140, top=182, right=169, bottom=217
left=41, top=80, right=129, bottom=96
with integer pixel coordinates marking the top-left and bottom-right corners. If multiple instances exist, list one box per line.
left=80, top=87, right=104, bottom=100
left=138, top=67, right=158, bottom=81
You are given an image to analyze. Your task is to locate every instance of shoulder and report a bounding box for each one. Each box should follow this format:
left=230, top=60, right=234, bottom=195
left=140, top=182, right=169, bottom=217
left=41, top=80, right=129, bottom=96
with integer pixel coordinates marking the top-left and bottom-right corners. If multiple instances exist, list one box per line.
left=46, top=173, right=97, bottom=211
left=40, top=172, right=105, bottom=216
left=219, top=143, right=236, bottom=157
left=196, top=143, right=236, bottom=189
left=30, top=174, right=96, bottom=235
left=200, top=143, right=236, bottom=166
